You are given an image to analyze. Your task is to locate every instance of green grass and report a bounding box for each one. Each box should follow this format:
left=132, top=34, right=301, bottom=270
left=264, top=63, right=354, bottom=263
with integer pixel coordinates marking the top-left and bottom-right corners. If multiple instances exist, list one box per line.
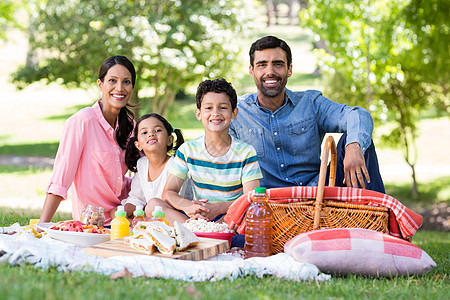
left=0, top=141, right=60, bottom=157
left=0, top=208, right=449, bottom=300
left=385, top=176, right=450, bottom=211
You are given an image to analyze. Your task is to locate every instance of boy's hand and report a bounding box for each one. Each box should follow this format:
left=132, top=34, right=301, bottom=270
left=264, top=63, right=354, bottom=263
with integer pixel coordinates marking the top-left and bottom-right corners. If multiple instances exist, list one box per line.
left=184, top=199, right=209, bottom=219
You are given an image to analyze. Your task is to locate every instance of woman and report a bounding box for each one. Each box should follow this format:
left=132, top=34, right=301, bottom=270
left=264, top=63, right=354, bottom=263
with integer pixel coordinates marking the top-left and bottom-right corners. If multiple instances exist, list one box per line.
left=39, top=55, right=136, bottom=225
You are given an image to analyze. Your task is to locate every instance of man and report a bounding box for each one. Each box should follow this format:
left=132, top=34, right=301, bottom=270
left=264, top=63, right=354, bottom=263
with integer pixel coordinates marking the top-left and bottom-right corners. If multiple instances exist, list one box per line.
left=229, top=35, right=384, bottom=193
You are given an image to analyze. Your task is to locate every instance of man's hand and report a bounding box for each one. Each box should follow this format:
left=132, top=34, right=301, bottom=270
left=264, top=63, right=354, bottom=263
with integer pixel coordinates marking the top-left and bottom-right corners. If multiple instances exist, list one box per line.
left=343, top=142, right=370, bottom=189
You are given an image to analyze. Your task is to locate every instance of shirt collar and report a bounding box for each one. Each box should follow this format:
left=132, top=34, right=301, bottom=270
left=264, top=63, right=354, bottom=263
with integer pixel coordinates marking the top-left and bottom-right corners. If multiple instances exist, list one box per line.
left=93, top=101, right=118, bottom=133
left=245, top=88, right=294, bottom=111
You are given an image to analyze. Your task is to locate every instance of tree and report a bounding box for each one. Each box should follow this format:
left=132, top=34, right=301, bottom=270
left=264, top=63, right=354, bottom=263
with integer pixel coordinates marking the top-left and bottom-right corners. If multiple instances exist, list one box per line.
left=12, top=0, right=255, bottom=116
left=300, top=0, right=449, bottom=196
left=0, top=0, right=19, bottom=40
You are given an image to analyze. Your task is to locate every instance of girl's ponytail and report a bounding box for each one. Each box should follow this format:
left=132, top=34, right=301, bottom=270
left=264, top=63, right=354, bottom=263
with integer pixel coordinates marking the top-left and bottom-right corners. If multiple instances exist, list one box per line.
left=173, top=128, right=185, bottom=151
left=125, top=136, right=140, bottom=172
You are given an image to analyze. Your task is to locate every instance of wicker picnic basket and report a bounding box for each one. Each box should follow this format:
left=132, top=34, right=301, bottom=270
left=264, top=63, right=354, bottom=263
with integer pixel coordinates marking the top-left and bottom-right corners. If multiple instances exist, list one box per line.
left=269, top=136, right=389, bottom=254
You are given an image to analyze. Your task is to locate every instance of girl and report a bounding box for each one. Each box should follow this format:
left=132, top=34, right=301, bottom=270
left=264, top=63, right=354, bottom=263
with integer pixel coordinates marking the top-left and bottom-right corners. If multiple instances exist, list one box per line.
left=122, top=113, right=185, bottom=219
left=40, top=56, right=136, bottom=225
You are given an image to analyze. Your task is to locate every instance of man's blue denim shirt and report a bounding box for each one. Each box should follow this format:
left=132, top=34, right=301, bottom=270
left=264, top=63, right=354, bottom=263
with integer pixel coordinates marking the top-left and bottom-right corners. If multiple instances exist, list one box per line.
left=229, top=88, right=373, bottom=188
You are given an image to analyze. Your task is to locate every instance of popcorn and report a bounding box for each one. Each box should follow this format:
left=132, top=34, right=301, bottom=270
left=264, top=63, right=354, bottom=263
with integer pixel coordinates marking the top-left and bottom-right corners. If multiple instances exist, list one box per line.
left=184, top=219, right=234, bottom=233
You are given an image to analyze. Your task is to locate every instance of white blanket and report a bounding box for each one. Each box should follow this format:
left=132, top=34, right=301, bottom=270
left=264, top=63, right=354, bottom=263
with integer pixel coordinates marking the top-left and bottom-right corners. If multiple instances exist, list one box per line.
left=0, top=230, right=330, bottom=282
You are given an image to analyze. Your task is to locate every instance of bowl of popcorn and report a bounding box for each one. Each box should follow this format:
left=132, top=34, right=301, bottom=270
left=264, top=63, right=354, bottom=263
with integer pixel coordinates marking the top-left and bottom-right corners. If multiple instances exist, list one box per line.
left=183, top=219, right=235, bottom=247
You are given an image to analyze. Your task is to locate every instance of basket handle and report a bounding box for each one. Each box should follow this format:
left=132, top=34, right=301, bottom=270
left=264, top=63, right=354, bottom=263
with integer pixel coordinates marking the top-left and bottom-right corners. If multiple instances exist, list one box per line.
left=313, top=135, right=337, bottom=230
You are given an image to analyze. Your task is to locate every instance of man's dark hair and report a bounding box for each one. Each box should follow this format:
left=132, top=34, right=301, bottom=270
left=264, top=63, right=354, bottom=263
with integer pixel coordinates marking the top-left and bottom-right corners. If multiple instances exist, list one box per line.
left=195, top=78, right=237, bottom=110
left=249, top=36, right=292, bottom=67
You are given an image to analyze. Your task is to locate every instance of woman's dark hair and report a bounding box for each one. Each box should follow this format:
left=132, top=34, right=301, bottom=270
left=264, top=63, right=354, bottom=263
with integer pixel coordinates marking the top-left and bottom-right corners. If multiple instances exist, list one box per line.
left=249, top=36, right=292, bottom=68
left=125, top=113, right=185, bottom=172
left=98, top=55, right=136, bottom=150
left=195, top=78, right=237, bottom=110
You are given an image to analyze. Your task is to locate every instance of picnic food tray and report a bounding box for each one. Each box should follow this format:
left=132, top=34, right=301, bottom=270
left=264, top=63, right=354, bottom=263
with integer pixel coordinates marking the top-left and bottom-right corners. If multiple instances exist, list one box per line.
left=84, top=236, right=229, bottom=261
left=269, top=136, right=389, bottom=254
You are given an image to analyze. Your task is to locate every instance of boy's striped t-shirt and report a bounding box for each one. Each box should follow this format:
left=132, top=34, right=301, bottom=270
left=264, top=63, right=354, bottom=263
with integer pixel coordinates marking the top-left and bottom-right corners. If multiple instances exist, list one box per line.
left=170, top=135, right=262, bottom=203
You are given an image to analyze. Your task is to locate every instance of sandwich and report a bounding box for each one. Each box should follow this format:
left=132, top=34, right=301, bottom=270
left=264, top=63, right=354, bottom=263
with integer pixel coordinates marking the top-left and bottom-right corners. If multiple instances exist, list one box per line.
left=134, top=221, right=173, bottom=236
left=173, top=221, right=200, bottom=251
left=130, top=238, right=155, bottom=255
left=147, top=229, right=176, bottom=255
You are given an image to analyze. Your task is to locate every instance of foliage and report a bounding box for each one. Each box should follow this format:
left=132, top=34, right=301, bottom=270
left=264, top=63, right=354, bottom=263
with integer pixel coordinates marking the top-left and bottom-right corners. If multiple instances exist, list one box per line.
left=0, top=0, right=18, bottom=39
left=11, top=0, right=256, bottom=116
left=300, top=0, right=449, bottom=195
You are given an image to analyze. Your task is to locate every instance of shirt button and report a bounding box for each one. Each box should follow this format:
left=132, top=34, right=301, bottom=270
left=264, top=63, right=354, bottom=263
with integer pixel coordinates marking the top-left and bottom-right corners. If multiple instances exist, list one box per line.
left=302, top=127, right=305, bottom=131
left=277, top=147, right=280, bottom=151
left=300, top=182, right=303, bottom=185
left=274, top=132, right=278, bottom=136
left=271, top=115, right=275, bottom=118
left=285, top=178, right=289, bottom=181
left=280, top=164, right=284, bottom=167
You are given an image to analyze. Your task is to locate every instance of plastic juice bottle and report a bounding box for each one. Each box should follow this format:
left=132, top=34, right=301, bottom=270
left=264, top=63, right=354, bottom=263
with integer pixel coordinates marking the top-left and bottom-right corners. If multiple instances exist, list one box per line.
left=110, top=206, right=130, bottom=240
left=245, top=187, right=273, bottom=258
left=131, top=205, right=145, bottom=228
left=150, top=206, right=169, bottom=225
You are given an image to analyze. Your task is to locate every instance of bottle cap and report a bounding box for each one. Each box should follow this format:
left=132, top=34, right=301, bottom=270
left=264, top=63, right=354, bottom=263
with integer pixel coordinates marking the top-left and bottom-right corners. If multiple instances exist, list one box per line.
left=254, top=187, right=267, bottom=194
left=133, top=205, right=145, bottom=216
left=115, top=206, right=126, bottom=217
left=152, top=206, right=165, bottom=217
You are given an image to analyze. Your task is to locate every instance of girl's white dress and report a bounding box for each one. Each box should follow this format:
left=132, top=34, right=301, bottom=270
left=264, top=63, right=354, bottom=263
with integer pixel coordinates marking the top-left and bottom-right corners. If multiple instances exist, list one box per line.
left=122, top=156, right=192, bottom=207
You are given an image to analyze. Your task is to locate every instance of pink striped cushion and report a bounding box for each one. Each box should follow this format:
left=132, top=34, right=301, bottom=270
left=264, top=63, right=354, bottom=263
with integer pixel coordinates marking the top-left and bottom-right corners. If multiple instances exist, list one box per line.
left=284, top=228, right=436, bottom=276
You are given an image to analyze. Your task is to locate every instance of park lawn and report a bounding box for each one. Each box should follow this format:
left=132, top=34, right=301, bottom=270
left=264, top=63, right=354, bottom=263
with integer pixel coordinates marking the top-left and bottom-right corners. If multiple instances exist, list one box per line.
left=0, top=209, right=449, bottom=300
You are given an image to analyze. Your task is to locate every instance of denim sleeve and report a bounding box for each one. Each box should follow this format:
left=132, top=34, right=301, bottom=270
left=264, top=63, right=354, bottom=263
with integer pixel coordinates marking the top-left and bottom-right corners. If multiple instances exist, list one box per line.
left=312, top=94, right=373, bottom=154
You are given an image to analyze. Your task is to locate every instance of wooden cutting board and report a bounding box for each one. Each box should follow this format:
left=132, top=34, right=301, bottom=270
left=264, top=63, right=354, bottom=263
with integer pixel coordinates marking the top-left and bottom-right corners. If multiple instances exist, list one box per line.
left=84, top=237, right=229, bottom=261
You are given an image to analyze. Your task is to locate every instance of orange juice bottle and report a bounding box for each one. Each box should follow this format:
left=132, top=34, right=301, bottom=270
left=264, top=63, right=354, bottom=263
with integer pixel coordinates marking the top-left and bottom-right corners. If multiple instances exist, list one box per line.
left=150, top=206, right=169, bottom=225
left=111, top=206, right=130, bottom=240
left=245, top=187, right=273, bottom=258
left=131, top=205, right=145, bottom=228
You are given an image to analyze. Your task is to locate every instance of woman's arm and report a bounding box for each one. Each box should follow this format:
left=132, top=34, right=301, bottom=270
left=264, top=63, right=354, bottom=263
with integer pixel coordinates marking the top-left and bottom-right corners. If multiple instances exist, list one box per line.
left=39, top=193, right=63, bottom=222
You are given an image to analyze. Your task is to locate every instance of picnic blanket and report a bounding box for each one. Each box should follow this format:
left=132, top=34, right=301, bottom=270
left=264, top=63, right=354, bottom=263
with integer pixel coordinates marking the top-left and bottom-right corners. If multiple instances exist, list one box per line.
left=0, top=229, right=330, bottom=282
left=225, top=186, right=423, bottom=240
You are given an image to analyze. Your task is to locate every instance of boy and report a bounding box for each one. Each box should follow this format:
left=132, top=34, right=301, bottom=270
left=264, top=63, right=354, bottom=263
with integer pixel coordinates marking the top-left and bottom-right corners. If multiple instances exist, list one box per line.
left=157, top=78, right=262, bottom=224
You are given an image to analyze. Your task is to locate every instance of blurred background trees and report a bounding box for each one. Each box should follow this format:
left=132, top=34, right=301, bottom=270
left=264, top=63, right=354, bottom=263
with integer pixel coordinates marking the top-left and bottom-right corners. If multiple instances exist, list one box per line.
left=6, top=0, right=449, bottom=195
left=11, top=0, right=254, bottom=116
left=0, top=0, right=19, bottom=40
left=300, top=0, right=449, bottom=195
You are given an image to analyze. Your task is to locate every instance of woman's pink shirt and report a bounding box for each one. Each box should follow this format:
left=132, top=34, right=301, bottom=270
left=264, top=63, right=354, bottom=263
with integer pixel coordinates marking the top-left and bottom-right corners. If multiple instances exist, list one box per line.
left=46, top=101, right=132, bottom=225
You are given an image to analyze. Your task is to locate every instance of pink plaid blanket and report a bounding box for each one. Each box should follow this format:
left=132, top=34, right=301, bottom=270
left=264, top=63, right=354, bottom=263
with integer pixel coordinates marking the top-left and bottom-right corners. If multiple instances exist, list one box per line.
left=225, top=186, right=423, bottom=240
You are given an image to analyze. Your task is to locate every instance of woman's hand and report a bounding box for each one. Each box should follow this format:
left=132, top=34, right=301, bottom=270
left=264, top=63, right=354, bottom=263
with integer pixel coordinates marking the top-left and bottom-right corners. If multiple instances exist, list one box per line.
left=109, top=207, right=117, bottom=220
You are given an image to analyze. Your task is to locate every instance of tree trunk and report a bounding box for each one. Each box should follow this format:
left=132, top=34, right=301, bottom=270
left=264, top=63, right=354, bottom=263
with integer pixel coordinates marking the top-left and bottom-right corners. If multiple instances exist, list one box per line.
left=408, top=163, right=419, bottom=198
left=399, top=114, right=419, bottom=198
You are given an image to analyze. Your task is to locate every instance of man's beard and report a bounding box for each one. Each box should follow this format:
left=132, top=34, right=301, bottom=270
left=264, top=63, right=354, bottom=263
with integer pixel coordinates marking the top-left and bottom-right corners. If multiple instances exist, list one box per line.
left=255, top=76, right=288, bottom=98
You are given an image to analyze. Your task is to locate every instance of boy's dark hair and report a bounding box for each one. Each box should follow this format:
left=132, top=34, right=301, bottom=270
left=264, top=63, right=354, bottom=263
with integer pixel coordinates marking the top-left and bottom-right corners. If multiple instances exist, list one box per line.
left=195, top=78, right=237, bottom=110
left=249, top=36, right=292, bottom=68
left=125, top=113, right=184, bottom=172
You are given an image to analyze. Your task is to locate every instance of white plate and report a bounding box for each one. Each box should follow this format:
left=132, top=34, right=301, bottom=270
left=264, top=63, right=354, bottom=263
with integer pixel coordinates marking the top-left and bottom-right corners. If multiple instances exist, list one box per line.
left=37, top=222, right=110, bottom=248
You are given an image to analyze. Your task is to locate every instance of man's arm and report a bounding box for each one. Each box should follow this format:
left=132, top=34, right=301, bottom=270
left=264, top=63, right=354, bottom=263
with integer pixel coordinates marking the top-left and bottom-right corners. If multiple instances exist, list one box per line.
left=343, top=142, right=370, bottom=189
